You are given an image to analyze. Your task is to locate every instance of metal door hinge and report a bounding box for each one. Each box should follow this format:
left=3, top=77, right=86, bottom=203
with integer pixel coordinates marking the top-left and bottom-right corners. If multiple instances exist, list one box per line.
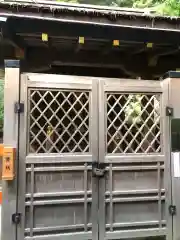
left=14, top=102, right=24, bottom=114
left=92, top=162, right=106, bottom=177
left=166, top=107, right=173, bottom=117
left=169, top=205, right=176, bottom=215
left=12, top=213, right=21, bottom=224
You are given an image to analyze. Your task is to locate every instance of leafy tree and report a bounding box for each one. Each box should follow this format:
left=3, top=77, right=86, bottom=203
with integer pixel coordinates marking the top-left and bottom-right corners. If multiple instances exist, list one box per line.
left=57, top=0, right=180, bottom=16
left=132, top=0, right=180, bottom=15
left=154, top=0, right=180, bottom=16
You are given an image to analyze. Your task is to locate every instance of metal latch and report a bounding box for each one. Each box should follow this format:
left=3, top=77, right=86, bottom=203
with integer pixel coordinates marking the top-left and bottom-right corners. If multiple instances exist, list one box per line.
left=169, top=205, right=176, bottom=215
left=12, top=213, right=21, bottom=224
left=14, top=102, right=24, bottom=114
left=166, top=106, right=173, bottom=117
left=92, top=162, right=106, bottom=177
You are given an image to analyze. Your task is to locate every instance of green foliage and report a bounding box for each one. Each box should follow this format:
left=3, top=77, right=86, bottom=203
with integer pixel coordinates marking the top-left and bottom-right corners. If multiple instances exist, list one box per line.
left=132, top=0, right=180, bottom=16
left=154, top=0, right=180, bottom=16
left=125, top=95, right=142, bottom=125
left=57, top=0, right=180, bottom=16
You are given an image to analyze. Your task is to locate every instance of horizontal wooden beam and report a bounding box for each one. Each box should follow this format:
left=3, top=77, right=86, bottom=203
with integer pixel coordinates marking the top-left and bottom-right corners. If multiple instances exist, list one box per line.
left=6, top=16, right=180, bottom=45
left=19, top=47, right=180, bottom=79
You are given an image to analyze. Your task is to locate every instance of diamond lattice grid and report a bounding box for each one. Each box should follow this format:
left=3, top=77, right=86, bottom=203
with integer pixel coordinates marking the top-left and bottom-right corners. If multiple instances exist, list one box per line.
left=29, top=89, right=90, bottom=153
left=106, top=93, right=161, bottom=153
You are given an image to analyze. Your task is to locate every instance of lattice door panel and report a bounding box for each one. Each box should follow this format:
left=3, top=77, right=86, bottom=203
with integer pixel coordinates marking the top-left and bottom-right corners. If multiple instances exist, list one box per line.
left=28, top=89, right=90, bottom=153
left=106, top=93, right=161, bottom=154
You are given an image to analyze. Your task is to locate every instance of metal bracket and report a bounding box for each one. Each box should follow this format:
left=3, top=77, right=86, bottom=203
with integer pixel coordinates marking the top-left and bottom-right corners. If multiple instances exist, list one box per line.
left=166, top=106, right=173, bottom=117
left=169, top=205, right=176, bottom=216
left=92, top=162, right=106, bottom=177
left=12, top=213, right=21, bottom=224
left=14, top=102, right=24, bottom=114
left=4, top=60, right=20, bottom=68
